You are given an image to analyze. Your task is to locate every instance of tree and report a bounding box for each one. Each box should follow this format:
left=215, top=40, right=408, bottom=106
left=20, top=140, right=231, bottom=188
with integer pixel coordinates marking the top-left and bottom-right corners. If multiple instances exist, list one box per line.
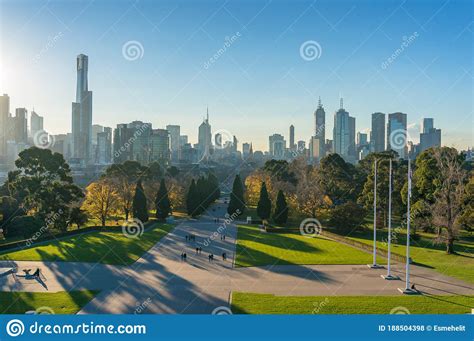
left=0, top=196, right=19, bottom=233
left=273, top=190, right=288, bottom=225
left=320, top=153, right=356, bottom=205
left=186, top=179, right=198, bottom=217
left=155, top=179, right=172, bottom=220
left=4, top=147, right=83, bottom=232
left=82, top=179, right=119, bottom=227
left=132, top=179, right=149, bottom=223
left=430, top=148, right=466, bottom=254
left=458, top=174, right=473, bottom=234
left=256, top=182, right=272, bottom=221
left=228, top=175, right=245, bottom=216
left=68, top=207, right=89, bottom=229
left=7, top=215, right=43, bottom=239
left=328, top=202, right=366, bottom=233
left=295, top=165, right=327, bottom=218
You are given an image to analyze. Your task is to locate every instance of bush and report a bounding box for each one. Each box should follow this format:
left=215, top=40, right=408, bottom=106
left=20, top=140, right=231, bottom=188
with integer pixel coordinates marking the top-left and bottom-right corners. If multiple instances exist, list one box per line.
left=328, top=202, right=366, bottom=233
left=7, top=216, right=44, bottom=239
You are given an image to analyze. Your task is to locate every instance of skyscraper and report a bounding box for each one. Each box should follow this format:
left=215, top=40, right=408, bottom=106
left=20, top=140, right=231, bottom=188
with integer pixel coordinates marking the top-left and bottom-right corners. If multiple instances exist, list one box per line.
left=314, top=97, right=326, bottom=158
left=198, top=109, right=211, bottom=162
left=30, top=110, right=44, bottom=137
left=96, top=127, right=112, bottom=164
left=166, top=125, right=181, bottom=163
left=0, top=94, right=9, bottom=159
left=386, top=112, right=407, bottom=159
left=371, top=112, right=385, bottom=152
left=289, top=125, right=295, bottom=150
left=14, top=108, right=28, bottom=144
left=420, top=118, right=441, bottom=152
left=422, top=118, right=434, bottom=134
left=71, top=54, right=93, bottom=163
left=269, top=134, right=286, bottom=159
left=333, top=99, right=355, bottom=162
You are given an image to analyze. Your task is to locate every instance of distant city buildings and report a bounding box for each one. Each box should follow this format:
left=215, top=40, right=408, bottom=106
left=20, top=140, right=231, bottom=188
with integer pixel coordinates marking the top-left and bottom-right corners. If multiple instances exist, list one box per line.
left=269, top=133, right=286, bottom=159
left=333, top=99, right=356, bottom=163
left=386, top=112, right=407, bottom=159
left=197, top=109, right=212, bottom=162
left=0, top=94, right=9, bottom=162
left=313, top=98, right=326, bottom=161
left=370, top=112, right=385, bottom=153
left=420, top=118, right=441, bottom=152
left=30, top=110, right=44, bottom=138
left=166, top=125, right=181, bottom=163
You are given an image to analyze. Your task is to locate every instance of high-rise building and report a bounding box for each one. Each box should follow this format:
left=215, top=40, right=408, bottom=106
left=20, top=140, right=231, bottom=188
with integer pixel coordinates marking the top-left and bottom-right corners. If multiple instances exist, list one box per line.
left=371, top=112, right=385, bottom=152
left=166, top=125, right=181, bottom=163
left=71, top=54, right=93, bottom=163
left=30, top=110, right=44, bottom=138
left=348, top=115, right=356, bottom=162
left=96, top=127, right=112, bottom=164
left=333, top=99, right=355, bottom=162
left=179, top=135, right=188, bottom=147
left=269, top=133, right=286, bottom=159
left=242, top=142, right=251, bottom=158
left=149, top=129, right=170, bottom=165
left=0, top=94, right=9, bottom=159
left=289, top=125, right=295, bottom=150
left=14, top=108, right=28, bottom=144
left=420, top=118, right=441, bottom=152
left=113, top=121, right=152, bottom=164
left=386, top=112, right=407, bottom=159
left=198, top=109, right=211, bottom=162
left=314, top=97, right=326, bottom=158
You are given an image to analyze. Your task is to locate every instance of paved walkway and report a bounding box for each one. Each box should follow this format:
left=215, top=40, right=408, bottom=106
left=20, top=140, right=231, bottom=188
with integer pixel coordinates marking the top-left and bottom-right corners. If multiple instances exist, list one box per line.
left=1, top=198, right=473, bottom=314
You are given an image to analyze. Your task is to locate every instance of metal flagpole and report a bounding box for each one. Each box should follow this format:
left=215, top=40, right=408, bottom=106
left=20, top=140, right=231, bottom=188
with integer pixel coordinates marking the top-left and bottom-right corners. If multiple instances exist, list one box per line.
left=400, top=159, right=416, bottom=293
left=383, top=158, right=398, bottom=280
left=369, top=159, right=381, bottom=268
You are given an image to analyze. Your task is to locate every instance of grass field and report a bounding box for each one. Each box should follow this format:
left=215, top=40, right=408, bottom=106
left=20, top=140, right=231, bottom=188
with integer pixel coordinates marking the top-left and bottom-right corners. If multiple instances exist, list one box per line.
left=235, top=224, right=385, bottom=267
left=0, top=222, right=174, bottom=265
left=345, top=231, right=474, bottom=284
left=0, top=290, right=97, bottom=314
left=231, top=292, right=474, bottom=314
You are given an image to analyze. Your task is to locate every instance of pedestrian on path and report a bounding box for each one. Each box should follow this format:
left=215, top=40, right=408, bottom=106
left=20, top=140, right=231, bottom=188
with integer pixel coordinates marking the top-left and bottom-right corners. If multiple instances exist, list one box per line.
left=222, top=252, right=226, bottom=261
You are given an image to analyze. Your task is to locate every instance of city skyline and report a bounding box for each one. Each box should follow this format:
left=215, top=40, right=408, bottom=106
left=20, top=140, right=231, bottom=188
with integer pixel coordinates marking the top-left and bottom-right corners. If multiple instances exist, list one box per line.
left=0, top=0, right=472, bottom=151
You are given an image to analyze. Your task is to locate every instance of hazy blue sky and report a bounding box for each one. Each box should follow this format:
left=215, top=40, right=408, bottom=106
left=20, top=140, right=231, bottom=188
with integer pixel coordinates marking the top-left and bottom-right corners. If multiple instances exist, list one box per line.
left=0, top=0, right=472, bottom=151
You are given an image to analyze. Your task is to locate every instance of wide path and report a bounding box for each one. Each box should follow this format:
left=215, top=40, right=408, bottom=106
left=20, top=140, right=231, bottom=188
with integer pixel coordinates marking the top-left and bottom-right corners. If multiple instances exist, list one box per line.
left=1, top=198, right=473, bottom=314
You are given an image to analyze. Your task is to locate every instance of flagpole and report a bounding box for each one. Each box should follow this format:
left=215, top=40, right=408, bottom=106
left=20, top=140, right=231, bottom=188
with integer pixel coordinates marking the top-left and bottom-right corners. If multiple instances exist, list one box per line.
left=369, top=158, right=381, bottom=268
left=383, top=157, right=399, bottom=280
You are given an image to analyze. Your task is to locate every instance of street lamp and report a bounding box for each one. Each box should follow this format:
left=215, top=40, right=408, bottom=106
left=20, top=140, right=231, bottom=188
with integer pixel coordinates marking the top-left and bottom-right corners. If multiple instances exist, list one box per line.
left=382, top=158, right=399, bottom=280
left=368, top=158, right=383, bottom=269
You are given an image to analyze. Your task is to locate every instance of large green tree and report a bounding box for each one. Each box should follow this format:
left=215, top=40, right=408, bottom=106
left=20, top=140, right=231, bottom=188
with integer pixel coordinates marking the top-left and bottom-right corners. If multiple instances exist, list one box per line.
left=320, top=153, right=357, bottom=205
left=186, top=179, right=198, bottom=217
left=256, top=182, right=271, bottom=221
left=155, top=179, right=172, bottom=220
left=132, top=179, right=149, bottom=222
left=228, top=175, right=245, bottom=216
left=273, top=189, right=288, bottom=225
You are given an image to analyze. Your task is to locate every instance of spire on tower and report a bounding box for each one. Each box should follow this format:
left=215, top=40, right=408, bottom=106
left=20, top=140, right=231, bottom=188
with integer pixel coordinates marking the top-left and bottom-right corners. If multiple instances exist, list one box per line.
left=318, top=96, right=322, bottom=108
left=340, top=97, right=344, bottom=110
left=206, top=106, right=209, bottom=122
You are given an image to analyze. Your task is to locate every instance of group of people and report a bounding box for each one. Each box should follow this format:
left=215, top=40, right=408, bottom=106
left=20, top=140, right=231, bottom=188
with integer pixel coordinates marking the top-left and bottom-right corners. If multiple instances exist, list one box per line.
left=185, top=234, right=196, bottom=242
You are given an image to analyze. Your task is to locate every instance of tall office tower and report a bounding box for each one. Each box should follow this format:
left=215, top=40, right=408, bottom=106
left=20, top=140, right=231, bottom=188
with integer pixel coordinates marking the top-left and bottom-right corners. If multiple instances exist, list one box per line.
left=71, top=54, right=93, bottom=163
left=198, top=109, right=212, bottom=162
left=113, top=121, right=152, bottom=164
left=14, top=108, right=28, bottom=144
left=314, top=97, right=326, bottom=158
left=386, top=112, right=407, bottom=159
left=297, top=140, right=305, bottom=152
left=166, top=125, right=181, bottom=163
left=420, top=118, right=441, bottom=152
left=371, top=112, right=385, bottom=152
left=309, top=136, right=324, bottom=162
left=92, top=124, right=104, bottom=145
left=357, top=132, right=369, bottom=161
left=232, top=135, right=238, bottom=152
left=348, top=115, right=356, bottom=162
left=96, top=127, right=112, bottom=164
left=242, top=142, right=251, bottom=158
left=149, top=129, right=170, bottom=165
left=422, top=118, right=434, bottom=134
left=269, top=133, right=286, bottom=159
left=333, top=99, right=354, bottom=162
left=0, top=94, right=10, bottom=159
left=30, top=110, right=44, bottom=137
left=289, top=125, right=295, bottom=150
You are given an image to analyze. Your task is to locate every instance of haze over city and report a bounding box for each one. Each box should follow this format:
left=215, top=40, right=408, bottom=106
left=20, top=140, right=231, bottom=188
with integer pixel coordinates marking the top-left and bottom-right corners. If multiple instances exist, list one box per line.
left=1, top=0, right=472, bottom=152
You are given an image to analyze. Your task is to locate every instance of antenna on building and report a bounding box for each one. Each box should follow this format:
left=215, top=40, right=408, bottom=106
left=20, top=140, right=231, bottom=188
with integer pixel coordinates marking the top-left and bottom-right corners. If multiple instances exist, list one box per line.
left=206, top=105, right=209, bottom=122
left=340, top=96, right=344, bottom=110
left=318, top=96, right=322, bottom=108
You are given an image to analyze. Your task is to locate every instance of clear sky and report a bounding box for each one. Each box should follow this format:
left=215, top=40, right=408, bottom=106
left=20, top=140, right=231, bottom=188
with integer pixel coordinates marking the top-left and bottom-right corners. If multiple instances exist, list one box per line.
left=0, top=0, right=472, bottom=151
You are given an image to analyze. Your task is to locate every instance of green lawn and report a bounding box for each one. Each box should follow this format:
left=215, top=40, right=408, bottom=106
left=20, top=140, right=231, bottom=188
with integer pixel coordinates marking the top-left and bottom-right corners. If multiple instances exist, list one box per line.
left=345, top=231, right=474, bottom=284
left=235, top=224, right=385, bottom=267
left=0, top=222, right=174, bottom=265
left=232, top=292, right=474, bottom=314
left=0, top=290, right=98, bottom=314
